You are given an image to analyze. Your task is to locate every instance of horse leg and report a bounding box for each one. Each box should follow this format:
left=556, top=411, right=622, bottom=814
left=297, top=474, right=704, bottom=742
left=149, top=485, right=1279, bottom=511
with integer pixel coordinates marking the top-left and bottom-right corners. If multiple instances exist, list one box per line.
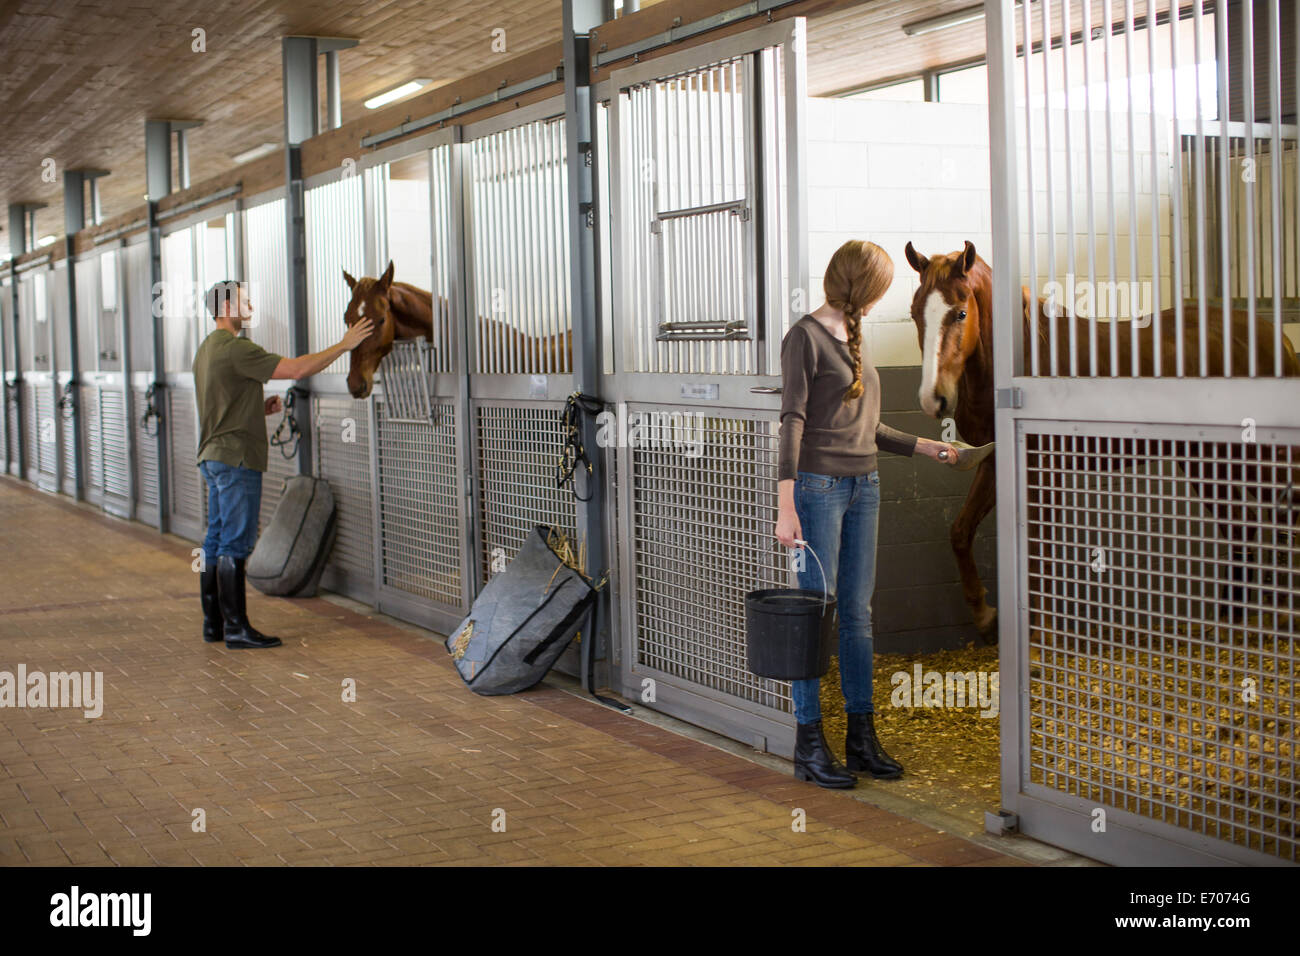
left=951, top=456, right=999, bottom=642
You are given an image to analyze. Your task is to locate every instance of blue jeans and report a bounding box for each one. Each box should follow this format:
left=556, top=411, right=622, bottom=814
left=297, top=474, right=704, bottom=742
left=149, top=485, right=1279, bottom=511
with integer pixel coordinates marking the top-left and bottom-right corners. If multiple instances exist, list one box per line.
left=199, top=460, right=263, bottom=563
left=790, top=470, right=881, bottom=724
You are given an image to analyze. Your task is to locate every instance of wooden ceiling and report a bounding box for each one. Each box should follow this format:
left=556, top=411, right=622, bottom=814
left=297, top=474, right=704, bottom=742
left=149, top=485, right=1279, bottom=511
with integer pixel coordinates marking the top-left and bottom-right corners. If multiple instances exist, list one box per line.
left=0, top=0, right=996, bottom=250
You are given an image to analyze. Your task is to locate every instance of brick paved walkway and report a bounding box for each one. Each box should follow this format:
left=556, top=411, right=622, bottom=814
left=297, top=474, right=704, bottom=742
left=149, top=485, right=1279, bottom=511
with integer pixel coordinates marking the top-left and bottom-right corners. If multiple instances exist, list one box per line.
left=0, top=476, right=1024, bottom=866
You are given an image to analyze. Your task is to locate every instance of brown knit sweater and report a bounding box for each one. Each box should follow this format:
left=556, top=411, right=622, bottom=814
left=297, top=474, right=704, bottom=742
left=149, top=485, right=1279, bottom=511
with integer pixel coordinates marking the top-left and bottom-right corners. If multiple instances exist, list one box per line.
left=778, top=315, right=918, bottom=481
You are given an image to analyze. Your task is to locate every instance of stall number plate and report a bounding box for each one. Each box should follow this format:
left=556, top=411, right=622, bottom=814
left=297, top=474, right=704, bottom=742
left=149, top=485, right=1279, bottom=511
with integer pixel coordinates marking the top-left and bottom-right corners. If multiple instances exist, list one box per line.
left=680, top=383, right=720, bottom=401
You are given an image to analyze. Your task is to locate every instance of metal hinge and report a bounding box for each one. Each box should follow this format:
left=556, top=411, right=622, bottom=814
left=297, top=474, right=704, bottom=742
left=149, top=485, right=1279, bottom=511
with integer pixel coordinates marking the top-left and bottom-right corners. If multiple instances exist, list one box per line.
left=649, top=219, right=661, bottom=235
left=995, top=387, right=1023, bottom=409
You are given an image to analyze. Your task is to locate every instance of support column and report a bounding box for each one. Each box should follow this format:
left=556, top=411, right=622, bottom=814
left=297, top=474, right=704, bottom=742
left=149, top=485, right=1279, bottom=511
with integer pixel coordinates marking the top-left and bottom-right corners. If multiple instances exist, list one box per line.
left=282, top=36, right=318, bottom=477
left=145, top=119, right=172, bottom=533
left=6, top=203, right=37, bottom=478
left=62, top=170, right=88, bottom=500
left=563, top=0, right=615, bottom=698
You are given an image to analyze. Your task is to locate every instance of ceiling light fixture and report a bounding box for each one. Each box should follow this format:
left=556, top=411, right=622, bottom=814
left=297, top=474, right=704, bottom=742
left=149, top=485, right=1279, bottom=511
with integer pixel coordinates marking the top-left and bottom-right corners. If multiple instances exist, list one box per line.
left=36, top=235, right=57, bottom=247
left=364, top=78, right=433, bottom=110
left=232, top=142, right=279, bottom=164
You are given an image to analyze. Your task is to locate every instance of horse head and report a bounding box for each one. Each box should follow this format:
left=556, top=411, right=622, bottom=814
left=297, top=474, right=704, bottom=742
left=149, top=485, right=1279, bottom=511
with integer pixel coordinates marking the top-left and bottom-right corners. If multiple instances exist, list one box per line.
left=342, top=261, right=399, bottom=399
left=905, top=240, right=990, bottom=419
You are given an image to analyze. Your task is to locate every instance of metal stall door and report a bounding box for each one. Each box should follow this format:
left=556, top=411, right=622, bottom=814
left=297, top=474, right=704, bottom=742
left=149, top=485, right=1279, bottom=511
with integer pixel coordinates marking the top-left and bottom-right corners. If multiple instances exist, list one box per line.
left=124, top=235, right=160, bottom=527
left=354, top=133, right=471, bottom=632
left=988, top=0, right=1300, bottom=864
left=95, top=246, right=132, bottom=519
left=160, top=223, right=205, bottom=542
left=462, top=99, right=581, bottom=663
left=602, top=19, right=809, bottom=755
left=1, top=276, right=12, bottom=475
left=20, top=268, right=59, bottom=493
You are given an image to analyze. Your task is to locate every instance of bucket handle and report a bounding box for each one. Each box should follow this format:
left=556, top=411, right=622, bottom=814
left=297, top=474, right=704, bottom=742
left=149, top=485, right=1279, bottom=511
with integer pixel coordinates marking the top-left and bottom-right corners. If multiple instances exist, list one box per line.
left=793, top=538, right=831, bottom=616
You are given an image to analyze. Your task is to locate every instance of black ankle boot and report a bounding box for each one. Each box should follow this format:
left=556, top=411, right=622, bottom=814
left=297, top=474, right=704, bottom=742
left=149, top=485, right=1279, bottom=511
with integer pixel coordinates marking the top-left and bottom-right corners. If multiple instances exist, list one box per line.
left=217, top=555, right=282, bottom=649
left=845, top=712, right=903, bottom=779
left=200, top=564, right=222, bottom=643
left=793, top=720, right=857, bottom=789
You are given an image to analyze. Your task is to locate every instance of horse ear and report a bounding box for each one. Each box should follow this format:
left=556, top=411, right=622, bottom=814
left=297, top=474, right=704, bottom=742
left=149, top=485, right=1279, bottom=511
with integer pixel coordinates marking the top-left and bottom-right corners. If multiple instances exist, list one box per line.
left=904, top=242, right=929, bottom=275
left=378, top=260, right=395, bottom=292
left=959, top=241, right=977, bottom=276
left=343, top=270, right=357, bottom=291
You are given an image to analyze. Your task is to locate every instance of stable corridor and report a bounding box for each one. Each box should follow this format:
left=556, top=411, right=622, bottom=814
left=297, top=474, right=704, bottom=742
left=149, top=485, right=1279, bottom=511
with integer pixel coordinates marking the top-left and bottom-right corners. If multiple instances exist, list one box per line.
left=0, top=477, right=1020, bottom=867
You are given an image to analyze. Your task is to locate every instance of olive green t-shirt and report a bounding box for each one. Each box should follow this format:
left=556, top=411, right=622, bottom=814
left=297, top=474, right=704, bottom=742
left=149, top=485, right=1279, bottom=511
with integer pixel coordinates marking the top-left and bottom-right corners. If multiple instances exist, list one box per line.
left=192, top=329, right=284, bottom=472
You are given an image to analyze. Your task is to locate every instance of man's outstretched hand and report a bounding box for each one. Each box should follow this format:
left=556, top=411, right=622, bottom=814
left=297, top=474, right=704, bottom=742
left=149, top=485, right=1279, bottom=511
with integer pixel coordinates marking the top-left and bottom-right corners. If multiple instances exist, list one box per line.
left=265, top=395, right=283, bottom=416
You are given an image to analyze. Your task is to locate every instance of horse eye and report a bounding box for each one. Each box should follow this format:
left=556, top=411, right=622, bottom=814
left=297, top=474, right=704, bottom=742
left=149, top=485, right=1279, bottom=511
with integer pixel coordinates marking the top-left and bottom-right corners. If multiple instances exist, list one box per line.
left=957, top=311, right=967, bottom=320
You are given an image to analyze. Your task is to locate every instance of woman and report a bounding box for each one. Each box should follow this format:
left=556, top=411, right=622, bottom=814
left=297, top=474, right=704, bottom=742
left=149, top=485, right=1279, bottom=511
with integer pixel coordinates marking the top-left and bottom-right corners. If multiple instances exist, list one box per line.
left=775, top=240, right=959, bottom=789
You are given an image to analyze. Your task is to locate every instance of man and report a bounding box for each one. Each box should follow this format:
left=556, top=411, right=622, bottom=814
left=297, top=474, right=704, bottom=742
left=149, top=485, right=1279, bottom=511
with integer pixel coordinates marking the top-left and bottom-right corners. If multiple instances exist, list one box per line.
left=194, top=280, right=373, bottom=649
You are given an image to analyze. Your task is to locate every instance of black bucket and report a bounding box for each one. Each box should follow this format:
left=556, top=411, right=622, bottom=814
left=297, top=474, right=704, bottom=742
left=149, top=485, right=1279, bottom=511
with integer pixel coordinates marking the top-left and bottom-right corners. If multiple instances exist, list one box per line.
left=745, top=587, right=837, bottom=680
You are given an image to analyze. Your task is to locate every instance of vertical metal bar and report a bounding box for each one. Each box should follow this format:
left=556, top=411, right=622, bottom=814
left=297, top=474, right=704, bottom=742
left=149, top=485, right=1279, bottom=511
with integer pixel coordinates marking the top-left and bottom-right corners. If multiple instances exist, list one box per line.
left=1149, top=0, right=1164, bottom=379
left=985, top=0, right=1024, bottom=831
left=526, top=122, right=543, bottom=376
left=1242, top=0, right=1258, bottom=377
left=1267, top=0, right=1283, bottom=378
left=1192, top=0, right=1208, bottom=377
left=1103, top=0, right=1120, bottom=375
left=1024, top=0, right=1040, bottom=377
left=1123, top=0, right=1140, bottom=377
left=1042, top=0, right=1058, bottom=376
left=1061, top=0, right=1077, bottom=377
left=1080, top=0, right=1098, bottom=375
left=1216, top=2, right=1231, bottom=375
left=785, top=22, right=808, bottom=381
left=326, top=50, right=342, bottom=130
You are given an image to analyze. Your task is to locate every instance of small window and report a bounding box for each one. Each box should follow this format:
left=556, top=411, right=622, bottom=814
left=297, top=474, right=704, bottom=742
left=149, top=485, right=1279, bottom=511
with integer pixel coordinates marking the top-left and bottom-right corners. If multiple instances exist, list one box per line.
left=846, top=77, right=925, bottom=103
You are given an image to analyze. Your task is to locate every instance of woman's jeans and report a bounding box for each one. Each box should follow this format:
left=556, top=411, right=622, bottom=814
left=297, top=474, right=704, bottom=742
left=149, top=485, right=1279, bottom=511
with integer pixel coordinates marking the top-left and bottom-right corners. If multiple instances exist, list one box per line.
left=790, top=470, right=881, bottom=725
left=199, top=460, right=263, bottom=564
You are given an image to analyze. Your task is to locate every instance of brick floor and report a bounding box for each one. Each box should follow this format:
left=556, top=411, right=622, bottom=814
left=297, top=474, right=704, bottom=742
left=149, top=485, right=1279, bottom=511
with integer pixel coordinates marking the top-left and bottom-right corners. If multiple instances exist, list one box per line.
left=0, top=476, right=1025, bottom=866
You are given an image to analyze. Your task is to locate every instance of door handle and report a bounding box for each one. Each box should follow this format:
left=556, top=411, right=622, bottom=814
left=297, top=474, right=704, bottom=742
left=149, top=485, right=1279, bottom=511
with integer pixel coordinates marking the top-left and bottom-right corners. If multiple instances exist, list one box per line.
left=749, top=385, right=782, bottom=394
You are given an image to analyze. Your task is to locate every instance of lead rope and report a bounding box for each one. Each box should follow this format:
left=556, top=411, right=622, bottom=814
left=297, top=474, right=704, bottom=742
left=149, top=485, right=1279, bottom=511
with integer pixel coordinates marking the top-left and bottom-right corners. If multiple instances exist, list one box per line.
left=556, top=391, right=603, bottom=503
left=141, top=383, right=161, bottom=437
left=270, top=389, right=301, bottom=460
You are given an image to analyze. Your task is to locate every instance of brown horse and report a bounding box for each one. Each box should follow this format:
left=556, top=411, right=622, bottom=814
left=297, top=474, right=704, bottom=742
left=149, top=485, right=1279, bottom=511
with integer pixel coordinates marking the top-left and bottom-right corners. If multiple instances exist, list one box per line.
left=904, top=240, right=1300, bottom=641
left=342, top=261, right=573, bottom=398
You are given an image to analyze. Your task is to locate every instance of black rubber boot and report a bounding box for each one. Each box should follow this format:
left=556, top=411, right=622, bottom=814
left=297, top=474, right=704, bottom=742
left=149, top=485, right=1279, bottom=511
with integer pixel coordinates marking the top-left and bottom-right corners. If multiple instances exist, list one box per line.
left=793, top=720, right=857, bottom=789
left=217, top=555, right=282, bottom=649
left=845, top=712, right=903, bottom=779
left=200, top=564, right=222, bottom=643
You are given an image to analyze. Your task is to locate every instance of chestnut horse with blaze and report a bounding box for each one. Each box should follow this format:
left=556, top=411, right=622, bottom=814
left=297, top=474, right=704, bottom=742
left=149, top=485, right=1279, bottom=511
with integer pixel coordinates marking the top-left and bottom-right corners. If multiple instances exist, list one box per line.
left=904, top=240, right=1300, bottom=642
left=341, top=261, right=572, bottom=399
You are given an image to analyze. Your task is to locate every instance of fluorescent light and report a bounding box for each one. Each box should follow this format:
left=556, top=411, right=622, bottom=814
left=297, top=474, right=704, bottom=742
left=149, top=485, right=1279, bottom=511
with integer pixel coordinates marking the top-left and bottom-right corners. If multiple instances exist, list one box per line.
left=232, top=142, right=279, bottom=164
left=902, top=4, right=992, bottom=37
left=36, top=235, right=56, bottom=247
left=364, top=78, right=433, bottom=110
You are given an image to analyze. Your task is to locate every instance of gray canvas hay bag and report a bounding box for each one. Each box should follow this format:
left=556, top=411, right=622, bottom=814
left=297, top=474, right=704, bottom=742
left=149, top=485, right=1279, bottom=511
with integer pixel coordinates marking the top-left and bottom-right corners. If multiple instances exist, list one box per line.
left=446, top=525, right=598, bottom=696
left=246, top=475, right=337, bottom=597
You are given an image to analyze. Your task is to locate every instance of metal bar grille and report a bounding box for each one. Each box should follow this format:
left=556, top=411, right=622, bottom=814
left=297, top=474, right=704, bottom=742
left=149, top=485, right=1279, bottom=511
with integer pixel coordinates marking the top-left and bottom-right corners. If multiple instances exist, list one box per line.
left=313, top=395, right=374, bottom=588
left=474, top=401, right=576, bottom=583
left=130, top=386, right=160, bottom=518
left=243, top=198, right=293, bottom=358
left=469, top=117, right=572, bottom=375
left=99, top=387, right=130, bottom=502
left=377, top=339, right=434, bottom=423
left=628, top=408, right=792, bottom=711
left=167, top=387, right=204, bottom=537
left=305, top=176, right=364, bottom=373
left=1015, top=1, right=1297, bottom=381
left=1024, top=423, right=1298, bottom=862
left=374, top=395, right=462, bottom=606
left=83, top=385, right=103, bottom=493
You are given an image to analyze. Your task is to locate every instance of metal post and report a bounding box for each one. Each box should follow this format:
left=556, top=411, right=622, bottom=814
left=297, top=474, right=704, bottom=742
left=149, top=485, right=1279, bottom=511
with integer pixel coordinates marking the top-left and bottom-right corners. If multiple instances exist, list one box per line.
left=176, top=128, right=191, bottom=191
left=326, top=50, right=342, bottom=130
left=62, top=170, right=87, bottom=501
left=144, top=120, right=171, bottom=533
left=563, top=0, right=612, bottom=695
left=7, top=204, right=33, bottom=478
left=985, top=0, right=1023, bottom=815
left=282, top=36, right=318, bottom=477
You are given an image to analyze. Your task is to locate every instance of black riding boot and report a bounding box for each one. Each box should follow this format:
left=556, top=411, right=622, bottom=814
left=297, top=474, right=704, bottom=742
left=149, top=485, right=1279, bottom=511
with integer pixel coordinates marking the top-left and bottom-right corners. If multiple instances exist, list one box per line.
left=200, top=564, right=222, bottom=643
left=845, top=712, right=903, bottom=779
left=793, top=720, right=857, bottom=789
left=217, top=555, right=282, bottom=649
